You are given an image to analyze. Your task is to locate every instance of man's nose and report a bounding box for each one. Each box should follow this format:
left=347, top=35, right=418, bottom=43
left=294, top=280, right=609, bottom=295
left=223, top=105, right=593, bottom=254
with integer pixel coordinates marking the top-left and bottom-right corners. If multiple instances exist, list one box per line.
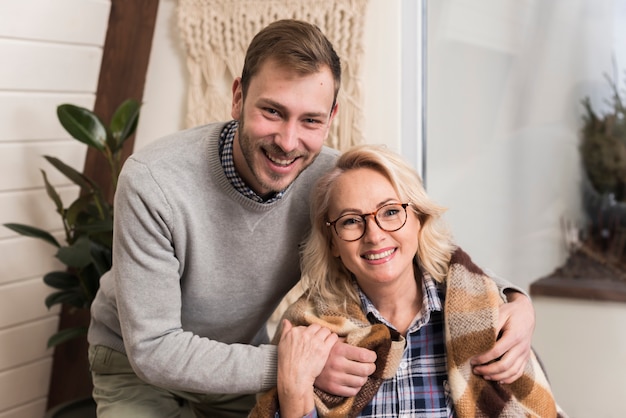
left=275, top=120, right=298, bottom=153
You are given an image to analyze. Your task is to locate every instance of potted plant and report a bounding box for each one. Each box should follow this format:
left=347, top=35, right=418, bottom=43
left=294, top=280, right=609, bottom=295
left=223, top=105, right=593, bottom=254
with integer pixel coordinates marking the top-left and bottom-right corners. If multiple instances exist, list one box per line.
left=5, top=99, right=139, bottom=417
left=4, top=98, right=140, bottom=347
left=530, top=73, right=626, bottom=302
left=578, top=72, right=626, bottom=274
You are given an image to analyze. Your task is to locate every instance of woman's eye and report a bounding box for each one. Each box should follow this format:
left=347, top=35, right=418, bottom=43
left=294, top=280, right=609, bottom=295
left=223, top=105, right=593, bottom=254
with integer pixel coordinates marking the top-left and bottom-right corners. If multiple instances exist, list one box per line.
left=383, top=209, right=399, bottom=217
left=341, top=217, right=362, bottom=227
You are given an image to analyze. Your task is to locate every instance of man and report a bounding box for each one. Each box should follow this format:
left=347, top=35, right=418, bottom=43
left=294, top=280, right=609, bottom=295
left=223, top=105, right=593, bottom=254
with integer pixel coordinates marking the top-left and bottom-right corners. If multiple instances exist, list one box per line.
left=87, top=19, right=535, bottom=417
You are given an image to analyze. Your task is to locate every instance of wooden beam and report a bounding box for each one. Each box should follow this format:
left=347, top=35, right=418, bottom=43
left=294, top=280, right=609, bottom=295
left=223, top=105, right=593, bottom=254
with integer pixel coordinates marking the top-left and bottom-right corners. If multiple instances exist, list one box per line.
left=87, top=0, right=161, bottom=203
left=46, top=0, right=159, bottom=409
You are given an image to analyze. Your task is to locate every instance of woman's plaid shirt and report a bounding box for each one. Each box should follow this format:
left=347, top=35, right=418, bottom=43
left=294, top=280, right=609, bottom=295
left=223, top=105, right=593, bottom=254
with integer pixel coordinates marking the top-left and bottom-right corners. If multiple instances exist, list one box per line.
left=298, top=274, right=454, bottom=418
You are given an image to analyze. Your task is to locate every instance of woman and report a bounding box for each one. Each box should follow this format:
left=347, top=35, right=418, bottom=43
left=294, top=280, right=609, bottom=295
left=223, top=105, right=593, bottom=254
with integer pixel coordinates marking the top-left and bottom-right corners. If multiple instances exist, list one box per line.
left=251, top=145, right=564, bottom=418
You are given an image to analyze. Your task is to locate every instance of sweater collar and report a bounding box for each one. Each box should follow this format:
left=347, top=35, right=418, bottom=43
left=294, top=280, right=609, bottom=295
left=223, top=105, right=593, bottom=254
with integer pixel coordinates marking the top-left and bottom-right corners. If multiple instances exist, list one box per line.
left=219, top=120, right=286, bottom=204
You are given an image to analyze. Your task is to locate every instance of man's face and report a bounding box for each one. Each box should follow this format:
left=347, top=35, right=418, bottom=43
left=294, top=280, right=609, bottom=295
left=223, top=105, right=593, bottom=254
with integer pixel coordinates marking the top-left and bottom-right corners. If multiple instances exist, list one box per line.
left=230, top=59, right=338, bottom=198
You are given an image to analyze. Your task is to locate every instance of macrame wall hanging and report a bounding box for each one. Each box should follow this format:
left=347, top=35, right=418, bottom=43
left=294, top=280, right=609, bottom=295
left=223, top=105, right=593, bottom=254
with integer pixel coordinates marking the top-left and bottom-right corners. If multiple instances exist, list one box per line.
left=177, top=0, right=369, bottom=151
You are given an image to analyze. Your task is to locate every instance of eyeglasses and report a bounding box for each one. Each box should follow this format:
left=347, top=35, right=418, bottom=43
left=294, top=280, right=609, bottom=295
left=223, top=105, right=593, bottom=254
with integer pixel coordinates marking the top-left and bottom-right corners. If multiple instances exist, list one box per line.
left=326, top=203, right=410, bottom=242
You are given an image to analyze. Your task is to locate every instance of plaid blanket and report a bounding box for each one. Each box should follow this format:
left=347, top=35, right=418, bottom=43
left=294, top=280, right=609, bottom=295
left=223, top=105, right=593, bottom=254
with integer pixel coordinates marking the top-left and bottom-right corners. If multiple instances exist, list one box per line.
left=250, top=247, right=567, bottom=417
left=445, top=248, right=567, bottom=417
left=249, top=293, right=405, bottom=418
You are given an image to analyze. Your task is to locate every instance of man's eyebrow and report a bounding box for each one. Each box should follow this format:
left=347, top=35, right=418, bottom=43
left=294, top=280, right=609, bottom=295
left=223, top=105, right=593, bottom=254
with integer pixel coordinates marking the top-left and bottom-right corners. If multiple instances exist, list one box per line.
left=257, top=98, right=284, bottom=111
left=257, top=98, right=329, bottom=118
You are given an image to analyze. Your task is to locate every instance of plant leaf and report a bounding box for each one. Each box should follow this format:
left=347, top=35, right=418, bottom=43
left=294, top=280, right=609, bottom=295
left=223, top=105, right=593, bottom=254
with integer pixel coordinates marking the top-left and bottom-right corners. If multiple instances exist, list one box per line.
left=3, top=223, right=60, bottom=247
left=76, top=219, right=114, bottom=235
left=47, top=326, right=88, bottom=348
left=44, top=271, right=80, bottom=290
left=65, top=194, right=98, bottom=229
left=45, top=289, right=84, bottom=309
left=110, top=99, right=141, bottom=151
left=77, top=264, right=104, bottom=304
left=57, top=104, right=107, bottom=151
left=56, top=236, right=92, bottom=268
left=44, top=156, right=96, bottom=191
left=90, top=240, right=113, bottom=277
left=41, top=170, right=65, bottom=216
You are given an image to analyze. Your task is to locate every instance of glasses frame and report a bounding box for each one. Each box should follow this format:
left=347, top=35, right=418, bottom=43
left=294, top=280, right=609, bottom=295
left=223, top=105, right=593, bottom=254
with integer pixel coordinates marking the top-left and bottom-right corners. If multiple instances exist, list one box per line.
left=326, top=203, right=411, bottom=242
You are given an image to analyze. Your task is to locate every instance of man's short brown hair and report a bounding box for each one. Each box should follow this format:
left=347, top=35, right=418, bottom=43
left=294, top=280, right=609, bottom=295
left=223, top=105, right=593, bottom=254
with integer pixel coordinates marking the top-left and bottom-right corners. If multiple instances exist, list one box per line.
left=241, top=19, right=341, bottom=107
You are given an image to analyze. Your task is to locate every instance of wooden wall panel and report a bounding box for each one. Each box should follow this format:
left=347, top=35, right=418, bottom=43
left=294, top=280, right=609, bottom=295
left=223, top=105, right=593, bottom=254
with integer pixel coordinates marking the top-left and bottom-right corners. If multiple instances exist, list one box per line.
left=0, top=0, right=112, bottom=415
left=0, top=40, right=103, bottom=92
left=0, top=235, right=65, bottom=285
left=0, top=359, right=52, bottom=412
left=0, top=92, right=95, bottom=142
left=0, top=0, right=109, bottom=44
left=0, top=399, right=47, bottom=418
left=0, top=187, right=78, bottom=240
left=0, top=317, right=57, bottom=370
left=0, top=142, right=86, bottom=191
left=0, top=278, right=60, bottom=328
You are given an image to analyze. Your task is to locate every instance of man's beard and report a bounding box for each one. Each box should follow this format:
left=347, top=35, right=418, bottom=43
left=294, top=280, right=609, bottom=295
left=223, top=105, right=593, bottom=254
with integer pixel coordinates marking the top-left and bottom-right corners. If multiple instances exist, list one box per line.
left=237, top=118, right=318, bottom=195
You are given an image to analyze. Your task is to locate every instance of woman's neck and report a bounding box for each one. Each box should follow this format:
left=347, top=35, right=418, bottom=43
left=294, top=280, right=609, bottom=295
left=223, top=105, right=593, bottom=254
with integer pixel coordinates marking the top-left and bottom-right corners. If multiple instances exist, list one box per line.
left=362, top=273, right=423, bottom=336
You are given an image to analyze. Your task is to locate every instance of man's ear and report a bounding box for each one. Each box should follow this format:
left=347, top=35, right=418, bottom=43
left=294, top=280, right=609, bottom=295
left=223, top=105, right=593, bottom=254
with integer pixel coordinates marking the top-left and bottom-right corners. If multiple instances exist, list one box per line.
left=231, top=77, right=243, bottom=119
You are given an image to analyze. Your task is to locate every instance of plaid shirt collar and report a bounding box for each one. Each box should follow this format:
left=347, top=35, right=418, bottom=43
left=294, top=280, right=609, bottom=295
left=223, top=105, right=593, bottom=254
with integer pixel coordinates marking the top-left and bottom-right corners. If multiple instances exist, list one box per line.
left=303, top=264, right=451, bottom=418
left=358, top=264, right=443, bottom=332
left=219, top=120, right=286, bottom=204
left=356, top=264, right=453, bottom=418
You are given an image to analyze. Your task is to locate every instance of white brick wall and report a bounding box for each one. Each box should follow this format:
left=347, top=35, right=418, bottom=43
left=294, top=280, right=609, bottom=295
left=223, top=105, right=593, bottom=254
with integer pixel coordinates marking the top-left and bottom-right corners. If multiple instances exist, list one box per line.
left=0, top=1, right=110, bottom=416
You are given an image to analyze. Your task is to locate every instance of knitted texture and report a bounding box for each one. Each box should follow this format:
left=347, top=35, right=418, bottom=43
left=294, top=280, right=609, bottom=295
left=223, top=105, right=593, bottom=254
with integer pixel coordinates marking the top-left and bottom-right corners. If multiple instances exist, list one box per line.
left=251, top=247, right=568, bottom=417
left=249, top=293, right=405, bottom=418
left=177, top=0, right=368, bottom=151
left=445, top=248, right=567, bottom=418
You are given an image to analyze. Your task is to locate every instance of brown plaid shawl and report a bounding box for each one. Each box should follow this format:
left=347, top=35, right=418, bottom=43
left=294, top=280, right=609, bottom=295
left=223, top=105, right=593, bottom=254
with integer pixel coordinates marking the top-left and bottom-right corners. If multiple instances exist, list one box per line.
left=249, top=293, right=406, bottom=418
left=250, top=247, right=567, bottom=417
left=445, top=248, right=566, bottom=418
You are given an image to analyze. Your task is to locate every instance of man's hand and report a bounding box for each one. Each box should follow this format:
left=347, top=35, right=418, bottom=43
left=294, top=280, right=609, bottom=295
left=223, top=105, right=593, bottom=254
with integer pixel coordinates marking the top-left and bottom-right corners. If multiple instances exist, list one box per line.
left=277, top=320, right=337, bottom=418
left=313, top=339, right=377, bottom=397
left=471, top=291, right=535, bottom=384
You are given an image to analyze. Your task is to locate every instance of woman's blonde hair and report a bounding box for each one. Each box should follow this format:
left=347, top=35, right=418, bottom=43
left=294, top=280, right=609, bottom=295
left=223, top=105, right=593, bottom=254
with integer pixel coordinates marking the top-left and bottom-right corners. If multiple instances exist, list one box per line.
left=300, top=144, right=456, bottom=308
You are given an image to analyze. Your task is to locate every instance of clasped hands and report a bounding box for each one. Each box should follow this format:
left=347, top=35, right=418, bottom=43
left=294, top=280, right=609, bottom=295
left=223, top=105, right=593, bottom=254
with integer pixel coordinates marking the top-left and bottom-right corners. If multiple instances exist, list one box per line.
left=279, top=292, right=535, bottom=401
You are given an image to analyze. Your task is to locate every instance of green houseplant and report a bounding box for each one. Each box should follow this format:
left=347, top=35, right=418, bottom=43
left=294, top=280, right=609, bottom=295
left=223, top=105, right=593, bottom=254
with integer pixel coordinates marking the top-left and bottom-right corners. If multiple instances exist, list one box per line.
left=530, top=73, right=626, bottom=303
left=4, top=99, right=140, bottom=347
left=578, top=72, right=626, bottom=274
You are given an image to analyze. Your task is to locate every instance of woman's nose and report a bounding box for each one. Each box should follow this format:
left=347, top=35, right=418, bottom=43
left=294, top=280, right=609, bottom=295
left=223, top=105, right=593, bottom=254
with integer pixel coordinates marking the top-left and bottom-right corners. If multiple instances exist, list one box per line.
left=362, top=215, right=385, bottom=242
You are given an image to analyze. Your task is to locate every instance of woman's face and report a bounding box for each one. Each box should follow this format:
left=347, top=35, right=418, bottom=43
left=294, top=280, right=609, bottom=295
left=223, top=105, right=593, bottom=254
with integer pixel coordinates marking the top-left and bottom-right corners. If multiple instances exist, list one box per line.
left=327, top=168, right=420, bottom=291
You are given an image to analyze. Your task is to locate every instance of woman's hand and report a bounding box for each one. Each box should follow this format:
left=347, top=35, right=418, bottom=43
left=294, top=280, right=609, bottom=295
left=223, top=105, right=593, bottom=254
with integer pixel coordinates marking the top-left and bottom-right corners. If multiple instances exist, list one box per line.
left=314, top=339, right=377, bottom=396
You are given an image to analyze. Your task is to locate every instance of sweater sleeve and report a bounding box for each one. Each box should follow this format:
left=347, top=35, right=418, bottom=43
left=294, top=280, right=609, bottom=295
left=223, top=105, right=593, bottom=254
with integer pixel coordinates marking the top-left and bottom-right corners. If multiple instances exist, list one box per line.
left=112, top=158, right=278, bottom=394
left=485, top=268, right=529, bottom=301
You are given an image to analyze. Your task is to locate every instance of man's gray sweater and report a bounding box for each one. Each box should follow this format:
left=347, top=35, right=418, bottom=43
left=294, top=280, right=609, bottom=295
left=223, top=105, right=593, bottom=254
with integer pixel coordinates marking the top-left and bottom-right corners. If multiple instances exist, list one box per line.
left=88, top=121, right=339, bottom=394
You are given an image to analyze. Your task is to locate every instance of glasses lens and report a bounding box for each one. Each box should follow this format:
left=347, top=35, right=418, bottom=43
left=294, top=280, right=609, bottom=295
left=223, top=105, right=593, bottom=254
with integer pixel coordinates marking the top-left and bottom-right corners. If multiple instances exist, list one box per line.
left=333, top=204, right=408, bottom=241
left=376, top=204, right=407, bottom=232
left=335, top=214, right=365, bottom=241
